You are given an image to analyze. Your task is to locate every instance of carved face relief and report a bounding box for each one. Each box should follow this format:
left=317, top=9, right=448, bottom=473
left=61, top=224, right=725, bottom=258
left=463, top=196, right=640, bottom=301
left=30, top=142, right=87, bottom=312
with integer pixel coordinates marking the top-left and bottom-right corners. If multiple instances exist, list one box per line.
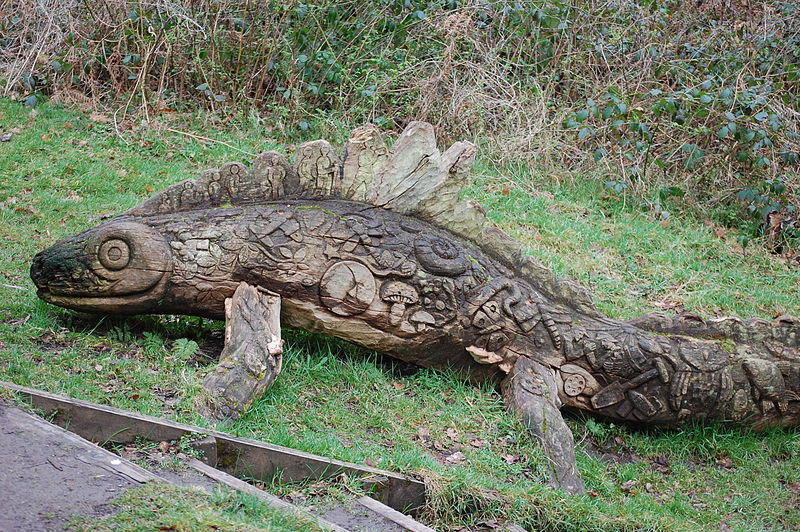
left=667, top=340, right=734, bottom=418
left=30, top=220, right=172, bottom=313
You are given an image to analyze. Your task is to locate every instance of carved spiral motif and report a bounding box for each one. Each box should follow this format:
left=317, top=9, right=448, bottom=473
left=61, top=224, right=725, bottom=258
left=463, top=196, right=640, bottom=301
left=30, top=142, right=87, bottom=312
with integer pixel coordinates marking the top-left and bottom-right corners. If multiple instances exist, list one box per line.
left=98, top=239, right=131, bottom=270
left=414, top=236, right=469, bottom=277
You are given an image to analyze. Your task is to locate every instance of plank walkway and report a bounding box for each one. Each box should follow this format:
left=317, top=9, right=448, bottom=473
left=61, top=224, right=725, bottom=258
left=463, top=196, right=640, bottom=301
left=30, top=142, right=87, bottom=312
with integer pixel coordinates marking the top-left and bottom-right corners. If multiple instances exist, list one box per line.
left=0, top=384, right=442, bottom=531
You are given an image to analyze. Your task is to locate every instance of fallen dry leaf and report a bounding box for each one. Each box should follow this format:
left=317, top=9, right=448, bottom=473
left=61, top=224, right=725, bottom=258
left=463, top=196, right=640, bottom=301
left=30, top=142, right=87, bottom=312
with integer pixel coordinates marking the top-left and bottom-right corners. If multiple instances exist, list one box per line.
left=620, top=479, right=637, bottom=493
left=90, top=112, right=111, bottom=123
left=445, top=451, right=466, bottom=464
left=717, top=456, right=735, bottom=469
left=651, top=455, right=672, bottom=475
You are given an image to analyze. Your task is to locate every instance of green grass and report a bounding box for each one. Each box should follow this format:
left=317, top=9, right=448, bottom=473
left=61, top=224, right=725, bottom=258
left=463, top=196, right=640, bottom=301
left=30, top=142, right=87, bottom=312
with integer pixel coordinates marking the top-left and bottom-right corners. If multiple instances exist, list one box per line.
left=1, top=99, right=799, bottom=531
left=70, top=483, right=330, bottom=532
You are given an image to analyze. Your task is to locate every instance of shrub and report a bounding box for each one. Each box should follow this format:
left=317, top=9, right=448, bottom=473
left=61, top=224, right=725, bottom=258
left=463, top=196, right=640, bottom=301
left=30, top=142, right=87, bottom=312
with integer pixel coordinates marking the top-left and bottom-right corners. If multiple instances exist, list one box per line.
left=1, top=0, right=797, bottom=240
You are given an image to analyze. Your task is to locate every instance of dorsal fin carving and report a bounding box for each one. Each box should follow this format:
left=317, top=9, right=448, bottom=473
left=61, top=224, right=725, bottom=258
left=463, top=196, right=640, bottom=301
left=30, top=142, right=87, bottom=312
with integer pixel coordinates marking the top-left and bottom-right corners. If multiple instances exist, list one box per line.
left=125, top=121, right=599, bottom=315
left=251, top=151, right=299, bottom=200
left=341, top=124, right=389, bottom=202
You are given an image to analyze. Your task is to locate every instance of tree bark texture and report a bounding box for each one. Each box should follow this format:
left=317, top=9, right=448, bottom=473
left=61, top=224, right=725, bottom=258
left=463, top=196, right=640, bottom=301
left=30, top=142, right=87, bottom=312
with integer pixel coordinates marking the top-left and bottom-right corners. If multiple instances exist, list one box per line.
left=198, top=282, right=283, bottom=420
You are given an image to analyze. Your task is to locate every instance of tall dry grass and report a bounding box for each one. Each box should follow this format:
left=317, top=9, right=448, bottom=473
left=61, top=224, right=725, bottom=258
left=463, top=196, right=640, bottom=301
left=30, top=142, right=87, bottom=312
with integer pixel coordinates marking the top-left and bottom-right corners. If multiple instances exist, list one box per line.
left=1, top=0, right=798, bottom=235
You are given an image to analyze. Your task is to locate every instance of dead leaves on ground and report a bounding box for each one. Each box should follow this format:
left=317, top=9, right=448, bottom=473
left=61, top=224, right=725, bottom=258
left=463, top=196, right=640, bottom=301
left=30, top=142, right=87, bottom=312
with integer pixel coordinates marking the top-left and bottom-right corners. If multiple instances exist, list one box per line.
left=413, top=423, right=516, bottom=468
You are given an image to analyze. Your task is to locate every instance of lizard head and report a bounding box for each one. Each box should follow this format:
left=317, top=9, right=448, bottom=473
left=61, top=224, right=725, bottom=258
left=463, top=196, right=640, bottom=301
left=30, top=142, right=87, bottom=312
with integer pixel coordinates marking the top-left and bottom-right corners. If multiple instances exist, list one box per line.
left=30, top=220, right=172, bottom=314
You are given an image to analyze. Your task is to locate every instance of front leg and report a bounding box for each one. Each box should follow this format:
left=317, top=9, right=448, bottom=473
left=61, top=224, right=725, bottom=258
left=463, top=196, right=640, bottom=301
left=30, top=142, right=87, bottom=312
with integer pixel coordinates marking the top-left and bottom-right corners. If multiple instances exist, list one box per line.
left=501, top=356, right=586, bottom=494
left=198, top=282, right=283, bottom=421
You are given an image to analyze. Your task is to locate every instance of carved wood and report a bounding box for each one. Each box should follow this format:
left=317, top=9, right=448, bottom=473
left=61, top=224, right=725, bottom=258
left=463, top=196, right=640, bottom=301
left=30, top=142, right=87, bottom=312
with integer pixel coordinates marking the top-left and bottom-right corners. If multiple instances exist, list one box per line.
left=198, top=282, right=283, bottom=420
left=30, top=121, right=800, bottom=492
left=502, top=357, right=585, bottom=494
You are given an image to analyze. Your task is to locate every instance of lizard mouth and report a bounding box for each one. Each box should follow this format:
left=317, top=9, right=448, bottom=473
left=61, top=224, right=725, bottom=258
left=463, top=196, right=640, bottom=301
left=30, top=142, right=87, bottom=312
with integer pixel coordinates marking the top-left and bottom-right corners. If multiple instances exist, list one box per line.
left=35, top=272, right=171, bottom=314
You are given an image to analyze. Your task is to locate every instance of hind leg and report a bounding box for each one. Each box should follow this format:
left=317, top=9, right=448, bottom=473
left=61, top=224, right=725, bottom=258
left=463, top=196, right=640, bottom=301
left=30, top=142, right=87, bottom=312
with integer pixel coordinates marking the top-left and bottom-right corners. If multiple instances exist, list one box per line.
left=501, top=356, right=586, bottom=494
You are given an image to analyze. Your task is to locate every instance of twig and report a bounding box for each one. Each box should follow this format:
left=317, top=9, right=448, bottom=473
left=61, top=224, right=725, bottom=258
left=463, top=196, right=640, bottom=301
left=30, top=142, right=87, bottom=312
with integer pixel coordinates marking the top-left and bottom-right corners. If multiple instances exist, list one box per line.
left=166, top=128, right=256, bottom=156
left=1, top=283, right=29, bottom=291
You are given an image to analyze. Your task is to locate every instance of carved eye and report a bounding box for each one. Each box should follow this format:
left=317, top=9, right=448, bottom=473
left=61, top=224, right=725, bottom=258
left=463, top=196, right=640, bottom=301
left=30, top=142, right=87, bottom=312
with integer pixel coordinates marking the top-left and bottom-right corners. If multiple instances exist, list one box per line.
left=98, top=239, right=131, bottom=270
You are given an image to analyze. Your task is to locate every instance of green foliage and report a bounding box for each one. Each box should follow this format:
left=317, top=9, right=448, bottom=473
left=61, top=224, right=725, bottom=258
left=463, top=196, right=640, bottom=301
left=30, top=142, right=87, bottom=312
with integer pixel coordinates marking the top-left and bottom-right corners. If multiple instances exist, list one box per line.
left=171, top=338, right=200, bottom=361
left=1, top=0, right=436, bottom=130
left=3, top=1, right=797, bottom=242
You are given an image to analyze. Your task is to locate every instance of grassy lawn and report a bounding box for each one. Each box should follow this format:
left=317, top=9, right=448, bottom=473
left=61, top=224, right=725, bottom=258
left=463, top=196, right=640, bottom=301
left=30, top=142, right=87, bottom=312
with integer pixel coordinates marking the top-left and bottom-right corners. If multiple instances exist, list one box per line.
left=1, top=100, right=799, bottom=531
left=69, top=482, right=331, bottom=532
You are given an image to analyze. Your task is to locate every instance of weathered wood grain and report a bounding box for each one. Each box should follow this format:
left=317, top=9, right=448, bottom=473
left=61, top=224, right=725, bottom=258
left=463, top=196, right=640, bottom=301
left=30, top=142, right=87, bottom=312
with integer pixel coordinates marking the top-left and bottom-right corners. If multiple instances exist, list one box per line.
left=199, top=282, right=283, bottom=420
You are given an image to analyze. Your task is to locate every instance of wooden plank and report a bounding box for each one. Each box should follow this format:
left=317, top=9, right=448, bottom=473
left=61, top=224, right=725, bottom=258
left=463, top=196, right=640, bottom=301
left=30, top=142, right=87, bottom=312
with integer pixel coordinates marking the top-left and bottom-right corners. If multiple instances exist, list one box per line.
left=186, top=458, right=351, bottom=532
left=3, top=381, right=196, bottom=444
left=213, top=432, right=426, bottom=511
left=357, top=496, right=437, bottom=532
left=0, top=381, right=426, bottom=511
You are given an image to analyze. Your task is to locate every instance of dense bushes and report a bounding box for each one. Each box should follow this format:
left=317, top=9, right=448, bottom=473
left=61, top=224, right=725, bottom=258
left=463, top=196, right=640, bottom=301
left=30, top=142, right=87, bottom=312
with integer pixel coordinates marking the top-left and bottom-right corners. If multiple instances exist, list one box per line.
left=1, top=0, right=798, bottom=241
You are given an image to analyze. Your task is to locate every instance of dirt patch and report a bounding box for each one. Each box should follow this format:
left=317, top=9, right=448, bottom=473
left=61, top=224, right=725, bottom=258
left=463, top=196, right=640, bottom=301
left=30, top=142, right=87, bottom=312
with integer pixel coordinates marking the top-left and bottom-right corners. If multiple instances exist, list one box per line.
left=0, top=402, right=141, bottom=531
left=318, top=501, right=406, bottom=532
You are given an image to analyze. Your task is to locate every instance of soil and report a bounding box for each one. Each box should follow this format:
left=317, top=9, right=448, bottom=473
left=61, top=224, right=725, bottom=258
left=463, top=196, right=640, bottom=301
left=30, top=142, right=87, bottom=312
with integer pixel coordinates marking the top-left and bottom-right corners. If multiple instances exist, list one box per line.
left=318, top=501, right=406, bottom=532
left=0, top=402, right=139, bottom=531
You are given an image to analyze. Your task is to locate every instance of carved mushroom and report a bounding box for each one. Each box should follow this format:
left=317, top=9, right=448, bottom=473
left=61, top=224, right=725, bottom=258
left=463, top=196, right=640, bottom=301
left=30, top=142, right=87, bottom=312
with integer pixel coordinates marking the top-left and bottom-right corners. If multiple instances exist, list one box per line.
left=380, top=281, right=418, bottom=326
left=409, top=310, right=436, bottom=332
